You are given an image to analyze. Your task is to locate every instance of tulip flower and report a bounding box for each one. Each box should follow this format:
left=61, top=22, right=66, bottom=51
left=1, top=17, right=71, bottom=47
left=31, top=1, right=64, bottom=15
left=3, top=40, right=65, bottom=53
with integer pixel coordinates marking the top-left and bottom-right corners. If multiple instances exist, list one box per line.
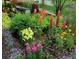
left=39, top=8, right=43, bottom=15
left=34, top=8, right=37, bottom=13
left=62, top=19, right=67, bottom=29
left=25, top=43, right=30, bottom=51
left=50, top=16, right=53, bottom=28
left=37, top=41, right=42, bottom=49
left=40, top=15, right=43, bottom=25
left=43, top=9, right=46, bottom=16
left=56, top=10, right=60, bottom=26
left=32, top=42, right=37, bottom=52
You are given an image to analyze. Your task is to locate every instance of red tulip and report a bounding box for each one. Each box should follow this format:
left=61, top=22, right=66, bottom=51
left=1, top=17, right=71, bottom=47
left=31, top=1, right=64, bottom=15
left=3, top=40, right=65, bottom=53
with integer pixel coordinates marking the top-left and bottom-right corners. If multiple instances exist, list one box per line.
left=34, top=8, right=37, bottom=13
left=50, top=16, right=53, bottom=28
left=56, top=10, right=60, bottom=26
left=39, top=8, right=43, bottom=15
left=62, top=19, right=67, bottom=29
left=43, top=9, right=46, bottom=16
left=40, top=15, right=43, bottom=25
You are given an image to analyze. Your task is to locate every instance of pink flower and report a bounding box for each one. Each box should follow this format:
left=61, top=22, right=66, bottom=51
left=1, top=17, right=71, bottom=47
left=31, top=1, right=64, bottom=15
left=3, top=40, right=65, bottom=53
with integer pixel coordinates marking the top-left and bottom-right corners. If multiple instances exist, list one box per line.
left=25, top=43, right=30, bottom=51
left=56, top=10, right=60, bottom=26
left=43, top=9, right=46, bottom=16
left=37, top=41, right=42, bottom=49
left=34, top=9, right=37, bottom=13
left=50, top=16, right=53, bottom=28
left=62, top=19, right=67, bottom=29
left=32, top=42, right=37, bottom=52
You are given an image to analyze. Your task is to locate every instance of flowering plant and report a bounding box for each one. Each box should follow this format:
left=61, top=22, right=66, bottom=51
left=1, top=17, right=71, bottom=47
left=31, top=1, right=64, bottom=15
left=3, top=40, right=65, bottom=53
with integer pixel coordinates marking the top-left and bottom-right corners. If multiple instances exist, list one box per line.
left=25, top=41, right=43, bottom=59
left=20, top=27, right=34, bottom=41
left=2, top=13, right=11, bottom=29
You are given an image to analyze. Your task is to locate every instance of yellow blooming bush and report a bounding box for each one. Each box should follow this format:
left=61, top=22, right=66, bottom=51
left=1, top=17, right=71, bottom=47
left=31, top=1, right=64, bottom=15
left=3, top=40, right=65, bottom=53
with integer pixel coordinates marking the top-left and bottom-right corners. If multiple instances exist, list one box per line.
left=2, top=13, right=11, bottom=29
left=46, top=25, right=75, bottom=49
left=58, top=26, right=75, bottom=49
left=20, top=27, right=34, bottom=41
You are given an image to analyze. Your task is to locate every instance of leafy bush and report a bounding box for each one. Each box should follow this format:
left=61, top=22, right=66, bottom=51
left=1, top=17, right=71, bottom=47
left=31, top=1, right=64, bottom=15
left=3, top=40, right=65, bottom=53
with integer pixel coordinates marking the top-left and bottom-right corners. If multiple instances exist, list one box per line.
left=11, top=13, right=33, bottom=45
left=2, top=13, right=11, bottom=29
left=11, top=13, right=32, bottom=33
left=46, top=25, right=75, bottom=49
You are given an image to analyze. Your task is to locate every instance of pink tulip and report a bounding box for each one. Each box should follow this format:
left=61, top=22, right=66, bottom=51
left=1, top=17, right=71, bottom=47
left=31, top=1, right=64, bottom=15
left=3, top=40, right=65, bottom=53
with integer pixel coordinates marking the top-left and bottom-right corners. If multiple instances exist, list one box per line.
left=32, top=42, right=37, bottom=52
left=40, top=15, right=43, bottom=25
left=50, top=16, right=53, bottom=28
left=43, top=9, right=46, bottom=16
left=62, top=19, right=67, bottom=29
left=37, top=41, right=42, bottom=49
left=34, top=9, right=37, bottom=13
left=56, top=10, right=60, bottom=26
left=25, top=43, right=30, bottom=51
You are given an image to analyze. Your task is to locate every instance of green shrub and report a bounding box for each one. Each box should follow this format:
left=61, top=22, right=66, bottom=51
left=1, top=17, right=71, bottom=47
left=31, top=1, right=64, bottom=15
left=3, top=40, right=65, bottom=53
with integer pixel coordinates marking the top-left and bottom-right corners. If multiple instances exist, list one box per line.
left=46, top=25, right=75, bottom=49
left=65, top=32, right=74, bottom=49
left=11, top=13, right=32, bottom=33
left=11, top=13, right=32, bottom=45
left=2, top=13, right=11, bottom=29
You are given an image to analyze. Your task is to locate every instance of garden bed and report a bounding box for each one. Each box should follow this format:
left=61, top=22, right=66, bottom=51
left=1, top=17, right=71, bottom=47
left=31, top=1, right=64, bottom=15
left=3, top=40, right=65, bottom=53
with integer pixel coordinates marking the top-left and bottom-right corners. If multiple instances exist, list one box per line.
left=2, top=0, right=76, bottom=59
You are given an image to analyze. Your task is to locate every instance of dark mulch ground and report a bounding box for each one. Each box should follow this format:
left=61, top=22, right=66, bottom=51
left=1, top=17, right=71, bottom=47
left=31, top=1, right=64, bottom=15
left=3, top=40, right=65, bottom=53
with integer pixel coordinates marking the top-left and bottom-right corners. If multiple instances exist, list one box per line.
left=2, top=28, right=26, bottom=59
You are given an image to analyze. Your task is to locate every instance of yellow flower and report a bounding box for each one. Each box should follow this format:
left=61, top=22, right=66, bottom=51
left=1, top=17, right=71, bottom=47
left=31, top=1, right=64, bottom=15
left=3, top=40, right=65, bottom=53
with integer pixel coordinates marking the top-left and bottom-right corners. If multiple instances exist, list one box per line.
left=64, top=38, right=66, bottom=40
left=66, top=25, right=68, bottom=28
left=61, top=32, right=66, bottom=36
left=68, top=29, right=72, bottom=32
left=63, top=32, right=67, bottom=34
left=72, top=33, right=75, bottom=36
left=61, top=32, right=64, bottom=36
left=60, top=36, right=64, bottom=39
